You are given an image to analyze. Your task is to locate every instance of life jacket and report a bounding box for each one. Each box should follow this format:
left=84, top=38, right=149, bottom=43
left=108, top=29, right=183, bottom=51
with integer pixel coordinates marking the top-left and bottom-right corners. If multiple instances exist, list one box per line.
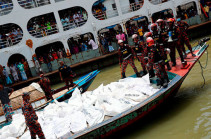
left=120, top=45, right=132, bottom=60
left=152, top=31, right=162, bottom=44
left=134, top=41, right=144, bottom=56
left=167, top=25, right=178, bottom=41
left=159, top=26, right=168, bottom=42
left=147, top=44, right=163, bottom=63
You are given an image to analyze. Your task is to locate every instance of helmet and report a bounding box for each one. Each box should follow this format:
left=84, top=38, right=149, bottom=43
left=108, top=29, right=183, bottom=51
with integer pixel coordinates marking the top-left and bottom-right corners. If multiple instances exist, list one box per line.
left=118, top=40, right=124, bottom=44
left=167, top=18, right=174, bottom=23
left=144, top=32, right=152, bottom=38
left=146, top=37, right=154, bottom=47
left=132, top=34, right=138, bottom=39
left=150, top=23, right=157, bottom=29
left=156, top=19, right=164, bottom=23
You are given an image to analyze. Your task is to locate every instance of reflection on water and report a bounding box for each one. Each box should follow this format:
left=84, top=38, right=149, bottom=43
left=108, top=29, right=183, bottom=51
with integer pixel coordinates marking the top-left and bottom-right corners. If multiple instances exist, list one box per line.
left=52, top=36, right=211, bottom=139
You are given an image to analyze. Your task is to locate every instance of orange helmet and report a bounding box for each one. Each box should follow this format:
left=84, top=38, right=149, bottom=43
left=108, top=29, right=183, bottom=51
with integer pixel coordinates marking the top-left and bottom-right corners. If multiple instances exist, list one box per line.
left=156, top=19, right=164, bottom=23
left=144, top=32, right=152, bottom=38
left=167, top=18, right=174, bottom=23
left=150, top=23, right=157, bottom=30
left=146, top=37, right=154, bottom=47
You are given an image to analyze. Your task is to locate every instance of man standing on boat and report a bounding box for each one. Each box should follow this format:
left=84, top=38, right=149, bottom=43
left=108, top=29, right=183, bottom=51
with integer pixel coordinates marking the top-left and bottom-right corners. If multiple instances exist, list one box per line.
left=176, top=17, right=196, bottom=58
left=118, top=40, right=141, bottom=78
left=59, top=61, right=76, bottom=90
left=0, top=82, right=14, bottom=122
left=132, top=34, right=148, bottom=76
left=22, top=92, right=45, bottom=139
left=38, top=74, right=53, bottom=101
left=166, top=18, right=185, bottom=66
left=146, top=37, right=169, bottom=88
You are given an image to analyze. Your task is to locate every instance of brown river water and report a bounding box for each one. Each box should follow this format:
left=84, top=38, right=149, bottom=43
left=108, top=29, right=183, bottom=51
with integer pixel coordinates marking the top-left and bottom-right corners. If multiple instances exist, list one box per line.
left=52, top=36, right=211, bottom=139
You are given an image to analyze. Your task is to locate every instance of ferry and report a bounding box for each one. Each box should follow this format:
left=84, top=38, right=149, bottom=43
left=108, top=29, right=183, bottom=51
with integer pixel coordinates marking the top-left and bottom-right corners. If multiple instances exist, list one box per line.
left=0, top=0, right=210, bottom=86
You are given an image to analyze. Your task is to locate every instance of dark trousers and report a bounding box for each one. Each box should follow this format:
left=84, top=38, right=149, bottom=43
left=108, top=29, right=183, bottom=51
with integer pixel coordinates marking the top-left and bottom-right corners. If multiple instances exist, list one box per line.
left=180, top=36, right=193, bottom=54
left=28, top=122, right=45, bottom=139
left=168, top=40, right=184, bottom=64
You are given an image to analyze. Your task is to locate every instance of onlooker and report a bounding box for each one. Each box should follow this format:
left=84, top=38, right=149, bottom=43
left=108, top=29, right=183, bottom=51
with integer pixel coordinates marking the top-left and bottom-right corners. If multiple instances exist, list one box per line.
left=0, top=83, right=14, bottom=122
left=88, top=39, right=98, bottom=50
left=33, top=57, right=41, bottom=74
left=9, top=64, right=19, bottom=83
left=3, top=66, right=13, bottom=85
left=17, top=62, right=27, bottom=81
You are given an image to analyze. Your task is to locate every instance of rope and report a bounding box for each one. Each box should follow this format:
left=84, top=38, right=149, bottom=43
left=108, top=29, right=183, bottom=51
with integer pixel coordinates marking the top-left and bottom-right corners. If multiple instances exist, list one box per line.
left=198, top=49, right=209, bottom=88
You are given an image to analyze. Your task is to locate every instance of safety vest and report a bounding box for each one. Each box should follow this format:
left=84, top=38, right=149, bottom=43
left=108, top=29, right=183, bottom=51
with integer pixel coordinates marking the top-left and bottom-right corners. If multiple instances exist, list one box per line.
left=134, top=42, right=143, bottom=56
left=167, top=26, right=178, bottom=41
left=152, top=31, right=162, bottom=44
left=120, top=45, right=132, bottom=60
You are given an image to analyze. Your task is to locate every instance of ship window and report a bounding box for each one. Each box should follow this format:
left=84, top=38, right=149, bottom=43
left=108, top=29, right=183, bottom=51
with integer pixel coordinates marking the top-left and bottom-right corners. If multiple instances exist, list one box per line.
left=120, top=0, right=144, bottom=14
left=67, top=33, right=95, bottom=55
left=27, top=13, right=59, bottom=38
left=0, top=23, right=23, bottom=49
left=0, top=0, right=13, bottom=16
left=35, top=42, right=66, bottom=64
left=152, top=9, right=173, bottom=23
left=176, top=2, right=198, bottom=20
left=98, top=24, right=122, bottom=53
left=58, top=6, right=88, bottom=31
left=125, top=16, right=149, bottom=37
left=8, top=54, right=31, bottom=78
left=92, top=0, right=119, bottom=20
left=18, top=0, right=50, bottom=9
left=149, top=0, right=170, bottom=5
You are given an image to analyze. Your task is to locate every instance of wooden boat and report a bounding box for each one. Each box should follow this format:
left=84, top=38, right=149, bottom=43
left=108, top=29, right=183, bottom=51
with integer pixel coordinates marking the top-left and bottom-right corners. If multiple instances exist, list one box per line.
left=60, top=38, right=210, bottom=139
left=0, top=70, right=100, bottom=126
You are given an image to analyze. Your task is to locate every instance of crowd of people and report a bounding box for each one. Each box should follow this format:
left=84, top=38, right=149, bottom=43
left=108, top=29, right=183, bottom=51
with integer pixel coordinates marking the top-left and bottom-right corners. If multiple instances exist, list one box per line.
left=0, top=59, right=31, bottom=85
left=17, top=0, right=50, bottom=9
left=177, top=4, right=198, bottom=20
left=0, top=0, right=13, bottom=15
left=92, top=2, right=107, bottom=20
left=117, top=16, right=195, bottom=89
left=0, top=26, right=23, bottom=49
left=59, top=7, right=88, bottom=31
left=27, top=14, right=58, bottom=38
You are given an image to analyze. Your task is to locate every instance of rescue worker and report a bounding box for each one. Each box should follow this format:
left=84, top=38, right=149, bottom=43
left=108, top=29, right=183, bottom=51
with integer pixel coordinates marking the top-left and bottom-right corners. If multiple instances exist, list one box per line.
left=167, top=18, right=186, bottom=66
left=38, top=74, right=53, bottom=101
left=59, top=61, right=76, bottom=90
left=22, top=92, right=45, bottom=139
left=143, top=31, right=155, bottom=78
left=132, top=34, right=148, bottom=76
left=176, top=17, right=196, bottom=57
left=118, top=40, right=140, bottom=78
left=146, top=37, right=169, bottom=88
left=153, top=21, right=171, bottom=70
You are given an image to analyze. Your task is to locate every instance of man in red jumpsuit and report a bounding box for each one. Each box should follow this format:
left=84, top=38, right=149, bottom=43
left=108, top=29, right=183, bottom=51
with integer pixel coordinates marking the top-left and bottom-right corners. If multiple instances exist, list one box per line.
left=167, top=18, right=186, bottom=66
left=146, top=37, right=169, bottom=88
left=38, top=74, right=53, bottom=101
left=176, top=17, right=196, bottom=58
left=118, top=40, right=140, bottom=78
left=22, top=92, right=45, bottom=139
left=132, top=34, right=148, bottom=76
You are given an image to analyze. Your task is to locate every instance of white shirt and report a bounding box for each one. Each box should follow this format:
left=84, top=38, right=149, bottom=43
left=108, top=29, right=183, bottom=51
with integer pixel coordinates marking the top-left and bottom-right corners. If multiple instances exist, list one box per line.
left=10, top=66, right=18, bottom=75
left=88, top=39, right=98, bottom=50
left=73, top=14, right=80, bottom=23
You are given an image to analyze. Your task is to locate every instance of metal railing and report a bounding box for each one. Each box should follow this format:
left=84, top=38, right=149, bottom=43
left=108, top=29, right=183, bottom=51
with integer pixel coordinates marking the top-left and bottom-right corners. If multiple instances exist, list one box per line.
left=0, top=35, right=23, bottom=49
left=62, top=18, right=87, bottom=31
left=93, top=9, right=118, bottom=20
left=28, top=24, right=59, bottom=38
left=18, top=0, right=50, bottom=9
left=121, top=1, right=143, bottom=14
left=0, top=2, right=13, bottom=16
left=149, top=0, right=169, bottom=5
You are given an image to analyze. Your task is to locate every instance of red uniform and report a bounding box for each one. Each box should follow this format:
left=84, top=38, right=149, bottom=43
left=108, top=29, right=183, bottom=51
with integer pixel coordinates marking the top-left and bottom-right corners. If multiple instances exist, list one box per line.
left=118, top=44, right=139, bottom=78
left=38, top=77, right=53, bottom=101
left=22, top=101, right=45, bottom=139
left=177, top=20, right=193, bottom=55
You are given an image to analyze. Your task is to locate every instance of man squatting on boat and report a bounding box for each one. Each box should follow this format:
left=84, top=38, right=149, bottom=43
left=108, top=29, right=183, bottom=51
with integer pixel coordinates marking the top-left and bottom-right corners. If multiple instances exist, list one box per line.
left=118, top=17, right=195, bottom=88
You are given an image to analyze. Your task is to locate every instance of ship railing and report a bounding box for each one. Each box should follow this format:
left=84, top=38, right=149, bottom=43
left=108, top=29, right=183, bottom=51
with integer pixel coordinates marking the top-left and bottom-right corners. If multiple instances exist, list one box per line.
left=149, top=0, right=169, bottom=5
left=93, top=9, right=118, bottom=20
left=121, top=1, right=143, bottom=14
left=62, top=19, right=87, bottom=31
left=0, top=35, right=23, bottom=49
left=0, top=2, right=13, bottom=16
left=29, top=24, right=59, bottom=38
left=18, top=0, right=50, bottom=9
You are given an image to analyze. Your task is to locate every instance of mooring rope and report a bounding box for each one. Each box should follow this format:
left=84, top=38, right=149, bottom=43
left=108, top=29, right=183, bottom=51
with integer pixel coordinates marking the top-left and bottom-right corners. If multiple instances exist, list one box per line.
left=198, top=49, right=209, bottom=88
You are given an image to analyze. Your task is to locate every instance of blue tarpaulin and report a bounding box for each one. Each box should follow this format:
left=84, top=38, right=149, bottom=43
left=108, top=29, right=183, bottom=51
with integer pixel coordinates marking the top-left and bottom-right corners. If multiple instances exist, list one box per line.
left=93, top=0, right=105, bottom=6
left=133, top=16, right=145, bottom=21
left=106, top=25, right=117, bottom=29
